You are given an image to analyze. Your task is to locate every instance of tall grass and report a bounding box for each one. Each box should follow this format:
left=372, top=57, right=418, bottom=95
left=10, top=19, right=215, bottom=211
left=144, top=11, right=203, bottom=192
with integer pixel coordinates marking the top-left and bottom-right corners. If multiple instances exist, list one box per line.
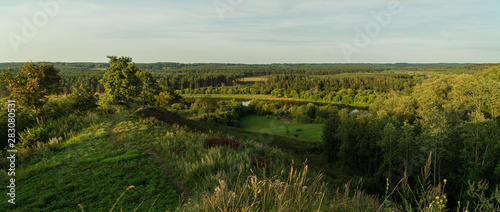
left=182, top=164, right=326, bottom=211
left=111, top=113, right=382, bottom=211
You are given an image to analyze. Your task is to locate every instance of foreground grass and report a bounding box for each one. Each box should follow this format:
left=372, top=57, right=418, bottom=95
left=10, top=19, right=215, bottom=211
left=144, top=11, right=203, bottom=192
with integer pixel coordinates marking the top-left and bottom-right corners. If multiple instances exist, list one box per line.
left=182, top=163, right=383, bottom=212
left=0, top=113, right=179, bottom=211
left=240, top=115, right=324, bottom=142
left=1, top=108, right=381, bottom=211
left=113, top=109, right=380, bottom=211
left=111, top=114, right=296, bottom=196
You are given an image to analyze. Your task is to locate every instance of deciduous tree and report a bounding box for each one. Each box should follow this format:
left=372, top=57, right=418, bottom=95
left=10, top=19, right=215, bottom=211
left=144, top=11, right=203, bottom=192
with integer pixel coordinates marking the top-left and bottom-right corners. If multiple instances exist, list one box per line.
left=100, top=56, right=141, bottom=106
left=0, top=62, right=61, bottom=123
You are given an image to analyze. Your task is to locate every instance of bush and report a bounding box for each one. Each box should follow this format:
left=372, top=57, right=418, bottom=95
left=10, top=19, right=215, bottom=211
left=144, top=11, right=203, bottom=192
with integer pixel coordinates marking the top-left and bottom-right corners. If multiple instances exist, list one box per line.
left=40, top=96, right=74, bottom=120
left=295, top=113, right=312, bottom=123
left=18, top=124, right=51, bottom=149
left=18, top=112, right=105, bottom=149
left=71, top=85, right=99, bottom=113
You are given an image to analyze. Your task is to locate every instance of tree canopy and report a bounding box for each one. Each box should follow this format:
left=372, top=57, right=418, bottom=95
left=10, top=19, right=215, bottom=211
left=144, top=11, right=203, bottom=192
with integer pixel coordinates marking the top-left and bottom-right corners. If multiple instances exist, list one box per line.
left=0, top=62, right=61, bottom=121
left=100, top=56, right=142, bottom=106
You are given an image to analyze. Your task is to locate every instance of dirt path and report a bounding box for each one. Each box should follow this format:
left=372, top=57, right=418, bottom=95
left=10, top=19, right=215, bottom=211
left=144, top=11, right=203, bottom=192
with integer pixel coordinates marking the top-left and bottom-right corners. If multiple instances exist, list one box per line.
left=108, top=115, right=191, bottom=201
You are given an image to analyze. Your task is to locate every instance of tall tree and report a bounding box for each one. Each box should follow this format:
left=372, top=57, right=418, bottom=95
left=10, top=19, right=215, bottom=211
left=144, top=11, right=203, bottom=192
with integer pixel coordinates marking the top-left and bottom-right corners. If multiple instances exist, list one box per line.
left=459, top=110, right=500, bottom=181
left=0, top=62, right=61, bottom=123
left=322, top=112, right=341, bottom=162
left=379, top=123, right=399, bottom=184
left=136, top=69, right=159, bottom=106
left=100, top=56, right=141, bottom=106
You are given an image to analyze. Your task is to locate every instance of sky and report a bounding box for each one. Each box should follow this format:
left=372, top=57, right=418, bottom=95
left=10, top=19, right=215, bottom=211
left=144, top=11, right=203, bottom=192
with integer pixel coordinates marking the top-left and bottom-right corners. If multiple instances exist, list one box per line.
left=1, top=0, right=499, bottom=63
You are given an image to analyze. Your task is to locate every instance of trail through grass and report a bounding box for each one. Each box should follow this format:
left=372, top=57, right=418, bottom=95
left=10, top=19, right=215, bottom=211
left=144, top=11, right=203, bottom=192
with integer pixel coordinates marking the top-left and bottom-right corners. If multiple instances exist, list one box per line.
left=0, top=114, right=180, bottom=211
left=108, top=114, right=190, bottom=200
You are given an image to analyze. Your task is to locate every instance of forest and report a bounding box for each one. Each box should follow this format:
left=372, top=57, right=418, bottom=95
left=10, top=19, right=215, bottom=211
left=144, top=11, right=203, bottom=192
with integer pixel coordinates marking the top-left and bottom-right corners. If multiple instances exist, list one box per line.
left=0, top=58, right=499, bottom=211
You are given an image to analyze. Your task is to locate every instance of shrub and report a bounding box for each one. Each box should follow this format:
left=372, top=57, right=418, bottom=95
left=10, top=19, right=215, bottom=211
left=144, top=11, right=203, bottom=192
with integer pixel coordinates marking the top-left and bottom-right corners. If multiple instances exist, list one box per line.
left=18, top=124, right=51, bottom=149
left=295, top=113, right=312, bottom=123
left=71, top=85, right=99, bottom=113
left=18, top=112, right=105, bottom=150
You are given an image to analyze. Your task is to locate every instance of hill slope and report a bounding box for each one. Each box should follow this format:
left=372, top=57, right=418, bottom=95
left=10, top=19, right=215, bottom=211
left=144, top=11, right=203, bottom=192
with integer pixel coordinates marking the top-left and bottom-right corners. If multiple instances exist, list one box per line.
left=1, top=108, right=379, bottom=211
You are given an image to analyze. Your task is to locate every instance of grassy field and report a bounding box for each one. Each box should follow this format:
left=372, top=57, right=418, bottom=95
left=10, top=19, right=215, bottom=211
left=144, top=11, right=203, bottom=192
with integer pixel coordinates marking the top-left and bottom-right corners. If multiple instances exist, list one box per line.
left=239, top=115, right=324, bottom=142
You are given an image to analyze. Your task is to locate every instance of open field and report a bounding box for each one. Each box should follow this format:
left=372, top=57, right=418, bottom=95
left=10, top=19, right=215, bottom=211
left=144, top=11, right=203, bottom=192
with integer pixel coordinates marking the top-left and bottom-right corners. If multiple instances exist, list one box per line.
left=240, top=115, right=324, bottom=142
left=237, top=76, right=269, bottom=82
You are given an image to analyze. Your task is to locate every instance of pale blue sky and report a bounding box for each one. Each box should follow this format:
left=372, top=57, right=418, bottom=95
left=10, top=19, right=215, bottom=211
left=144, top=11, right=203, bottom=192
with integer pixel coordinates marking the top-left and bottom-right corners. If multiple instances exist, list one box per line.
left=1, top=0, right=499, bottom=63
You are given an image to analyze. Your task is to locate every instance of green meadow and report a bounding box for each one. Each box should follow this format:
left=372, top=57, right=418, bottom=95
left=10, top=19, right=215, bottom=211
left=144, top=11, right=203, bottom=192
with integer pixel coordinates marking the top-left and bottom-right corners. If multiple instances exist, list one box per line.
left=239, top=115, right=324, bottom=142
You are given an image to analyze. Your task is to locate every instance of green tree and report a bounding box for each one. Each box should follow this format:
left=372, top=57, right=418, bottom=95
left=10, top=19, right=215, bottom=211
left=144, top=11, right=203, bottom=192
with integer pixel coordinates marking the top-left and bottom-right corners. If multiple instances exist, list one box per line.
left=305, top=103, right=316, bottom=119
left=419, top=106, right=449, bottom=186
left=100, top=56, right=141, bottom=106
left=0, top=62, right=61, bottom=123
left=198, top=97, right=218, bottom=122
left=322, top=112, right=341, bottom=162
left=459, top=110, right=500, bottom=181
left=398, top=120, right=417, bottom=176
left=71, top=85, right=99, bottom=113
left=378, top=123, right=399, bottom=184
left=136, top=69, right=159, bottom=106
left=156, top=87, right=181, bottom=108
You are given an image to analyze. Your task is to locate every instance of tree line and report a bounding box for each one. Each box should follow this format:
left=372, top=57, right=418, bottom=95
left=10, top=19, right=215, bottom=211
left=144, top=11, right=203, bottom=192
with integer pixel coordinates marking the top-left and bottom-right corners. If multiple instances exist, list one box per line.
left=3, top=62, right=491, bottom=98
left=322, top=65, right=500, bottom=208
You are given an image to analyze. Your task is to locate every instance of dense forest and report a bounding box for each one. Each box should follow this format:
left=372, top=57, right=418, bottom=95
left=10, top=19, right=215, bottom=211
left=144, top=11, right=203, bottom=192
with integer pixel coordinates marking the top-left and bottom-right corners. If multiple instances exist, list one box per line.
left=1, top=59, right=499, bottom=211
left=1, top=62, right=492, bottom=96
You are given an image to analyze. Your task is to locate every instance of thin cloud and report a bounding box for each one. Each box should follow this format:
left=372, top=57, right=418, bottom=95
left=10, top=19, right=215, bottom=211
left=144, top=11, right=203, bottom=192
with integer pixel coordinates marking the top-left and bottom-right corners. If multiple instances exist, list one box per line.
left=0, top=0, right=498, bottom=63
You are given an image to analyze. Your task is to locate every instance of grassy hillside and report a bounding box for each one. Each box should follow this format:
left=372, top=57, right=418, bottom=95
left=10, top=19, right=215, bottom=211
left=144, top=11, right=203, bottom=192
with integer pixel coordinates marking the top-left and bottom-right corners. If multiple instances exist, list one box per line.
left=0, top=112, right=180, bottom=211
left=0, top=107, right=380, bottom=211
